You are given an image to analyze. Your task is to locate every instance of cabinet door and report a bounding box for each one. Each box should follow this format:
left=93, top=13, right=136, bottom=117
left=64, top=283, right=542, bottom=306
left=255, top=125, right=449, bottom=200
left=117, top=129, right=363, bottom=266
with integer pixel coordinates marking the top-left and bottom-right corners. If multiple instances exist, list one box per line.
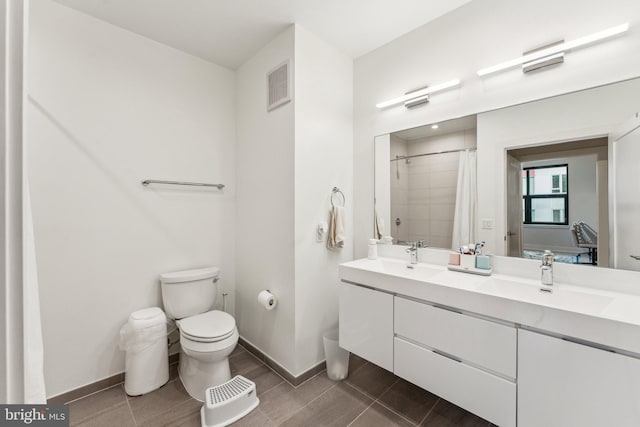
left=518, top=329, right=640, bottom=427
left=339, top=282, right=393, bottom=371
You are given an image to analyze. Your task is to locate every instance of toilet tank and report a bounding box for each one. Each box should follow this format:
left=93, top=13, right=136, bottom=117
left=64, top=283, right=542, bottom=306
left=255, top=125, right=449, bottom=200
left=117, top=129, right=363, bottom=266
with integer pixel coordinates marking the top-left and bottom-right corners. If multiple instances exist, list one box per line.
left=160, top=267, right=220, bottom=319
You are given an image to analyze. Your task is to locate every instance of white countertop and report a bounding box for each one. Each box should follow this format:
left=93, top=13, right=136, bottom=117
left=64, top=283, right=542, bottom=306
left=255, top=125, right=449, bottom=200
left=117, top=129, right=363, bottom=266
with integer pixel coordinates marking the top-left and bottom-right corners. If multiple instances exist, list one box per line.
left=339, top=257, right=640, bottom=355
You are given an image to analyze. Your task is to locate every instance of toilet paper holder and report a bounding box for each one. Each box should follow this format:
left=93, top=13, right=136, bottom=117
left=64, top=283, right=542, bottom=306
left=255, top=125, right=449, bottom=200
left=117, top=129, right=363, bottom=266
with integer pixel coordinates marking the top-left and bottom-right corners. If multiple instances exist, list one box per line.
left=258, top=289, right=277, bottom=310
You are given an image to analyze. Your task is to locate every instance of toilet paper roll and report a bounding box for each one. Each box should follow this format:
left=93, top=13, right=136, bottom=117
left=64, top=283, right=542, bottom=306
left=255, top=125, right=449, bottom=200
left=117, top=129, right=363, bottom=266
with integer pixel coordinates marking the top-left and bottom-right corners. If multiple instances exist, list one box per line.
left=258, top=290, right=277, bottom=310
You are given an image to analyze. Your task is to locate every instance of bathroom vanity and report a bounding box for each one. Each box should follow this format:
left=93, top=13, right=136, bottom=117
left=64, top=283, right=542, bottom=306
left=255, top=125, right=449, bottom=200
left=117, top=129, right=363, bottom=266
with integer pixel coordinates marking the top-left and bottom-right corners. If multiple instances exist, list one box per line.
left=339, top=256, right=640, bottom=427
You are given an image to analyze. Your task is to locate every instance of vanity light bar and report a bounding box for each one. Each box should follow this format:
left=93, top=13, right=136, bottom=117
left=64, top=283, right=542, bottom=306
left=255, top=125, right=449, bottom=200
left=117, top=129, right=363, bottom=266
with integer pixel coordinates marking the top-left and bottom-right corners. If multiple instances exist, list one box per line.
left=376, top=79, right=461, bottom=109
left=477, top=22, right=629, bottom=77
left=522, top=51, right=565, bottom=73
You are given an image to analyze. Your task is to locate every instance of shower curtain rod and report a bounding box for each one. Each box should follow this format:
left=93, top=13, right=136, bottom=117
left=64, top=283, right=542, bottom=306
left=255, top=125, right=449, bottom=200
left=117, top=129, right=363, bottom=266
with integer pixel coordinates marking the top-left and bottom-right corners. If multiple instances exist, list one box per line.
left=390, top=147, right=476, bottom=162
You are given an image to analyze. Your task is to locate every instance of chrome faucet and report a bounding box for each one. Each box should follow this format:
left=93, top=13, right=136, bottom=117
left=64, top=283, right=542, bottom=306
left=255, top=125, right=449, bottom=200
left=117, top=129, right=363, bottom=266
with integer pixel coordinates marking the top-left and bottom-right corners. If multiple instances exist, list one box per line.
left=540, top=250, right=554, bottom=292
left=405, top=242, right=419, bottom=266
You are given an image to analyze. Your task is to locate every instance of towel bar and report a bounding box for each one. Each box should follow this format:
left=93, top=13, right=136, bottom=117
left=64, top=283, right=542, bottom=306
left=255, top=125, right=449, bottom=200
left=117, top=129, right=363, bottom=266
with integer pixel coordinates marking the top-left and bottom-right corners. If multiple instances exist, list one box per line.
left=142, top=179, right=225, bottom=189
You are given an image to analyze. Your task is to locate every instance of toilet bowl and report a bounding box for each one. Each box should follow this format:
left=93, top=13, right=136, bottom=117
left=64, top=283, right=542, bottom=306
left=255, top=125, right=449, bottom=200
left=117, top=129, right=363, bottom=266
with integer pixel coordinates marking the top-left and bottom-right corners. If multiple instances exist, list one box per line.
left=160, top=267, right=238, bottom=401
left=177, top=310, right=239, bottom=401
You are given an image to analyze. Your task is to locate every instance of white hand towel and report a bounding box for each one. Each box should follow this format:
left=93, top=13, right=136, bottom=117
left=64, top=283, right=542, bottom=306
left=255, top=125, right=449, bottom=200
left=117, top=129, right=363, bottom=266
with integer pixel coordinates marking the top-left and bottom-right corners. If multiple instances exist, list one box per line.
left=374, top=209, right=383, bottom=240
left=327, top=205, right=346, bottom=249
left=334, top=205, right=345, bottom=247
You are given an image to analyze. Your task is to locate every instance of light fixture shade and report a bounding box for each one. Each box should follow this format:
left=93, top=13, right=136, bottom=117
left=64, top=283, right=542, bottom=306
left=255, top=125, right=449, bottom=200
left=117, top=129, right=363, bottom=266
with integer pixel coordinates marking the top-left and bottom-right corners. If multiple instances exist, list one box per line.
left=522, top=52, right=565, bottom=73
left=376, top=79, right=461, bottom=109
left=477, top=23, right=629, bottom=76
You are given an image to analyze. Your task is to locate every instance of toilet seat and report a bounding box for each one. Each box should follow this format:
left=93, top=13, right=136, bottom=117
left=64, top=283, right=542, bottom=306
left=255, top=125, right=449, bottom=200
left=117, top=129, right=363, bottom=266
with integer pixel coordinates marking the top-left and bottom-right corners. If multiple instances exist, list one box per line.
left=178, top=310, right=235, bottom=343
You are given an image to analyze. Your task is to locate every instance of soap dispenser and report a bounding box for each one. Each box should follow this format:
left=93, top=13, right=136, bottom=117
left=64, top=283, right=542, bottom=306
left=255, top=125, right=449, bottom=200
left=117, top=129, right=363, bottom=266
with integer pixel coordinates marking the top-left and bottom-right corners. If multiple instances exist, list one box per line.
left=368, top=239, right=378, bottom=260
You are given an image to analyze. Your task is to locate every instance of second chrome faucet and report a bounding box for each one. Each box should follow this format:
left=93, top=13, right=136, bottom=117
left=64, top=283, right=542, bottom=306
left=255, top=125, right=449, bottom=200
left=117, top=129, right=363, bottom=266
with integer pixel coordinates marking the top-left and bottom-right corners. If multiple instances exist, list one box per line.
left=540, top=250, right=554, bottom=292
left=405, top=241, right=427, bottom=267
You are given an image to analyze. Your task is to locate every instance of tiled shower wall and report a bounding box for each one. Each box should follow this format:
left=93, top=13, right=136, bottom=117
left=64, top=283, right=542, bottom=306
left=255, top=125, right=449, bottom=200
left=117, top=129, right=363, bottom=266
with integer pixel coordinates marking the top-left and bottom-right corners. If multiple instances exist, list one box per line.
left=391, top=129, right=476, bottom=249
left=390, top=135, right=409, bottom=243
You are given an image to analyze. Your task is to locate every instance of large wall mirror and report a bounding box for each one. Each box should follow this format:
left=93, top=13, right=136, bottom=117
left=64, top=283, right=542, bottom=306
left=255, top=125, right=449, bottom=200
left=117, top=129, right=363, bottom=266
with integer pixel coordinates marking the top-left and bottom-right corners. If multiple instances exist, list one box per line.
left=374, top=77, right=640, bottom=272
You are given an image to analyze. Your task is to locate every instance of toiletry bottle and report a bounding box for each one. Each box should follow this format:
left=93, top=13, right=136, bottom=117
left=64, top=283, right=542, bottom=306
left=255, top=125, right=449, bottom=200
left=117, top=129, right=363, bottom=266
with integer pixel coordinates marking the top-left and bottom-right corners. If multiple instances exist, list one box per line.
left=368, top=239, right=378, bottom=260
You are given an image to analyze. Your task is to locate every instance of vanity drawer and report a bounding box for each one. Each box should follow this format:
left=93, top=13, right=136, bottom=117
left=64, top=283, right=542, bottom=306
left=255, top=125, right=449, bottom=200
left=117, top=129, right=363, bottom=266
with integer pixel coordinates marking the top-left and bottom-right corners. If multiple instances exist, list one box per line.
left=394, top=296, right=516, bottom=378
left=395, top=337, right=516, bottom=427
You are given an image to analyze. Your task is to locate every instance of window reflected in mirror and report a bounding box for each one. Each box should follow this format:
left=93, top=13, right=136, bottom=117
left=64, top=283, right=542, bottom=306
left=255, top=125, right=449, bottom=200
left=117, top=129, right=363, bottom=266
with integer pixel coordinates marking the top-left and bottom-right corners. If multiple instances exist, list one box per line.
left=522, top=164, right=568, bottom=225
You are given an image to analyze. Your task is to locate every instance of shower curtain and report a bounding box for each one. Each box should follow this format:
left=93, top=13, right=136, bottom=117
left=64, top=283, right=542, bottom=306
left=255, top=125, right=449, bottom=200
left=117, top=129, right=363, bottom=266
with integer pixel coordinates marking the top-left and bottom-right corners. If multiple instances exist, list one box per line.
left=3, top=0, right=45, bottom=403
left=452, top=150, right=477, bottom=249
left=24, top=178, right=46, bottom=403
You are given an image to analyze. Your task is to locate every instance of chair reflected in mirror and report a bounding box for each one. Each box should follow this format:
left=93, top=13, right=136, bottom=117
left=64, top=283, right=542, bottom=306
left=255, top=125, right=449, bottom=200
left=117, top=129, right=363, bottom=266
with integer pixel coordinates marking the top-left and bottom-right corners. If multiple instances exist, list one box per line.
left=571, top=221, right=598, bottom=265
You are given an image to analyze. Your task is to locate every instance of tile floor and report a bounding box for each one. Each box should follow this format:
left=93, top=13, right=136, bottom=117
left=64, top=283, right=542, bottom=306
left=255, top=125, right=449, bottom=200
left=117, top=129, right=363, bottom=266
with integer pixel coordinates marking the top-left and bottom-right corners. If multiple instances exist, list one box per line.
left=67, top=345, right=495, bottom=426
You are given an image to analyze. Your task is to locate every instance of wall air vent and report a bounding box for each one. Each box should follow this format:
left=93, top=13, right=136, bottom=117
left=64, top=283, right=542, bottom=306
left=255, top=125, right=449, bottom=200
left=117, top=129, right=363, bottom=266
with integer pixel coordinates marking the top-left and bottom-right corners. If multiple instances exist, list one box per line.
left=267, top=60, right=291, bottom=111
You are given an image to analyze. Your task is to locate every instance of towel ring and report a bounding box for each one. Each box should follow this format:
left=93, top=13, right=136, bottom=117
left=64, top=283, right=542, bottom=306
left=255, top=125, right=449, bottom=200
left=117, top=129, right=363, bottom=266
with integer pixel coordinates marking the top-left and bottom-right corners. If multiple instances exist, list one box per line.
left=331, top=187, right=345, bottom=208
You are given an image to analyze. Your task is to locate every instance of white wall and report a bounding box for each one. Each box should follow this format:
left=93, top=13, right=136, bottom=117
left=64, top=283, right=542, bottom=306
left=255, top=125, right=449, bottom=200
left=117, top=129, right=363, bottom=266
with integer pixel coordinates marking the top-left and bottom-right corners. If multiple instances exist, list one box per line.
left=235, top=25, right=353, bottom=377
left=354, top=0, right=640, bottom=257
left=477, top=78, right=640, bottom=255
left=235, top=27, right=296, bottom=373
left=28, top=0, right=236, bottom=398
left=293, top=25, right=353, bottom=374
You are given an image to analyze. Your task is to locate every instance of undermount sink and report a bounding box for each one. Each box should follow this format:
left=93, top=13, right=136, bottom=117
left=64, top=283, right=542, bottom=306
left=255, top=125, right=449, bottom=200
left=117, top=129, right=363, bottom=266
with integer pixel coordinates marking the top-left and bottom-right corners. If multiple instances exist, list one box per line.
left=374, top=257, right=443, bottom=279
left=602, top=298, right=640, bottom=322
left=355, top=257, right=443, bottom=280
left=478, top=279, right=613, bottom=314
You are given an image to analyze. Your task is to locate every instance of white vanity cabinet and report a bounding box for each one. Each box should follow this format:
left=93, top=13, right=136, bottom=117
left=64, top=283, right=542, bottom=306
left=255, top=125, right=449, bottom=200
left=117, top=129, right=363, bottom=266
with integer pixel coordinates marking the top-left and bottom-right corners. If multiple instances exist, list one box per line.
left=338, top=282, right=516, bottom=427
left=518, top=329, right=640, bottom=427
left=394, top=297, right=516, bottom=427
left=338, top=282, right=394, bottom=371
left=339, top=257, right=640, bottom=426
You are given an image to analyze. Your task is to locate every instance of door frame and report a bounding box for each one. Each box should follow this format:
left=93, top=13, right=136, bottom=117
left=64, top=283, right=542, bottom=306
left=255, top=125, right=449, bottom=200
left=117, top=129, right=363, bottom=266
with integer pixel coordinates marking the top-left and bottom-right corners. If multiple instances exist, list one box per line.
left=505, top=153, right=523, bottom=256
left=609, top=112, right=640, bottom=269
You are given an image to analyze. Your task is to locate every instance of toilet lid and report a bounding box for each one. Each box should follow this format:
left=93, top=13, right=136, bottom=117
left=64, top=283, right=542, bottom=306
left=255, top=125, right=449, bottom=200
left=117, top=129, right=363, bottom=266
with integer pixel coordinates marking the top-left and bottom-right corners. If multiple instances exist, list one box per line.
left=179, top=310, right=235, bottom=342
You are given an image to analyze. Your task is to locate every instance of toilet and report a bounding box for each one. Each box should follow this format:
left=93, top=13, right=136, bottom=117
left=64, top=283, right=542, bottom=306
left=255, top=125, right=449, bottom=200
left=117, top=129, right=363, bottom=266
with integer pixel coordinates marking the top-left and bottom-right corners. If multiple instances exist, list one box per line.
left=160, top=267, right=238, bottom=401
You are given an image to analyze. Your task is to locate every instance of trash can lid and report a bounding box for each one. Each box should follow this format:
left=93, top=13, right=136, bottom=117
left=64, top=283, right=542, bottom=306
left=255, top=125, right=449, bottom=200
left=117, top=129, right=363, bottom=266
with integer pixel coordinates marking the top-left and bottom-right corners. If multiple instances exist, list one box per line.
left=129, top=307, right=166, bottom=329
left=130, top=307, right=164, bottom=321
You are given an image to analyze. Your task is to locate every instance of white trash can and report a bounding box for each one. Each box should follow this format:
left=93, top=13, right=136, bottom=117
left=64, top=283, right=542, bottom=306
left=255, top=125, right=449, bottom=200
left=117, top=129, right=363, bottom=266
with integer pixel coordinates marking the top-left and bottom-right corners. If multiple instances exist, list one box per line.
left=120, top=307, right=169, bottom=396
left=323, top=329, right=349, bottom=381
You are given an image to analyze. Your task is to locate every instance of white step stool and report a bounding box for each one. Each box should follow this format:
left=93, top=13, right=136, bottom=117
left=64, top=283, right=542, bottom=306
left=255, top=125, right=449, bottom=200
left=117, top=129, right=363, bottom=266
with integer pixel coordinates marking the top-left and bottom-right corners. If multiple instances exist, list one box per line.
left=201, top=375, right=259, bottom=427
